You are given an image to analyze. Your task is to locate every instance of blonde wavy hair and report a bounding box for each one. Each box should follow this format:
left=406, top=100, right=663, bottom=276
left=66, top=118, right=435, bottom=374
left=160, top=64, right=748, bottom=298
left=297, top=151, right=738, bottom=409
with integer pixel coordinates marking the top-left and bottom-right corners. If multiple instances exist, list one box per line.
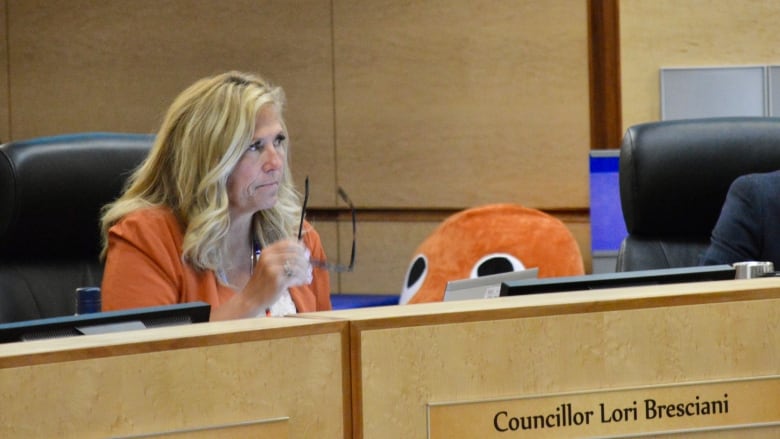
left=100, top=71, right=301, bottom=273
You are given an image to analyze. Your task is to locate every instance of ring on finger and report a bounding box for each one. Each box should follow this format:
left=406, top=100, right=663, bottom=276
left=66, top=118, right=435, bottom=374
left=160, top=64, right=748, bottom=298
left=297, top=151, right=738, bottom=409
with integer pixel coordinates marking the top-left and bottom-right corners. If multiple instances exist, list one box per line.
left=283, top=259, right=294, bottom=277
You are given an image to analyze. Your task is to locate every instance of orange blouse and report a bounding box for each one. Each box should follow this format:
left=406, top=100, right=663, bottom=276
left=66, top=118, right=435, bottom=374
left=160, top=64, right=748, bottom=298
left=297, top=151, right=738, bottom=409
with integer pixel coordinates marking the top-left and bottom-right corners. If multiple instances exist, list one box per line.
left=101, top=207, right=331, bottom=316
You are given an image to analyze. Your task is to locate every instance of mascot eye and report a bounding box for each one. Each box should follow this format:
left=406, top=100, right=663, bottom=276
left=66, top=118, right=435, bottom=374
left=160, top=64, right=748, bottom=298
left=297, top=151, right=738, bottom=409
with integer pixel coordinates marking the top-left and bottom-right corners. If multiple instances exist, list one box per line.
left=399, top=254, right=428, bottom=304
left=469, top=253, right=525, bottom=278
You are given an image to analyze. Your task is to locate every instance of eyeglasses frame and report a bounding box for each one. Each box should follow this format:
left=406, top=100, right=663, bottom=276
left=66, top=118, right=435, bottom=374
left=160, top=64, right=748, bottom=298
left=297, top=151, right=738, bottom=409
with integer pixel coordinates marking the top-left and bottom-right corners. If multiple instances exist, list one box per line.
left=298, top=176, right=356, bottom=272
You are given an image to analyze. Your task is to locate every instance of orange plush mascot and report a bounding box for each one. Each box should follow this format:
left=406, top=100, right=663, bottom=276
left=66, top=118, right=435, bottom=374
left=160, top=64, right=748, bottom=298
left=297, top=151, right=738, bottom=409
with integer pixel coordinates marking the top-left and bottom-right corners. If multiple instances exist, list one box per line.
left=399, top=203, right=585, bottom=304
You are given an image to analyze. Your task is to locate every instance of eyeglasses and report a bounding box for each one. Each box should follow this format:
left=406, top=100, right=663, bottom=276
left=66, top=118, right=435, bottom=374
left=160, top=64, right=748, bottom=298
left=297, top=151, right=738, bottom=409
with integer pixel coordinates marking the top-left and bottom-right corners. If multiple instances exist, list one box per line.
left=298, top=176, right=356, bottom=272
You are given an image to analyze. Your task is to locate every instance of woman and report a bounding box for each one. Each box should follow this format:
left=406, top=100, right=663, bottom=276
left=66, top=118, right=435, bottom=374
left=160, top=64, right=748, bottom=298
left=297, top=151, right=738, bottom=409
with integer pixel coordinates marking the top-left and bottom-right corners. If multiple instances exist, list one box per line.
left=100, top=71, right=331, bottom=320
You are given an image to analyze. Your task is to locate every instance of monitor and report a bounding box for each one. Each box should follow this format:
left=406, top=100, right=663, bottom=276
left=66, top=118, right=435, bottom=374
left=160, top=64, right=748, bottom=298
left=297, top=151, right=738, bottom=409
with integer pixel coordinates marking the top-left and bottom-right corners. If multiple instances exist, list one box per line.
left=0, top=302, right=211, bottom=344
left=500, top=265, right=737, bottom=297
left=444, top=268, right=539, bottom=302
left=589, top=149, right=626, bottom=273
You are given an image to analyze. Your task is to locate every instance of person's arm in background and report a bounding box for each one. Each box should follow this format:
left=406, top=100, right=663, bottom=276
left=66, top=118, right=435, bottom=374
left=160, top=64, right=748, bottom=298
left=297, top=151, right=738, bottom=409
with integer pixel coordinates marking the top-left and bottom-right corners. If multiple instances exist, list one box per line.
left=700, top=174, right=765, bottom=265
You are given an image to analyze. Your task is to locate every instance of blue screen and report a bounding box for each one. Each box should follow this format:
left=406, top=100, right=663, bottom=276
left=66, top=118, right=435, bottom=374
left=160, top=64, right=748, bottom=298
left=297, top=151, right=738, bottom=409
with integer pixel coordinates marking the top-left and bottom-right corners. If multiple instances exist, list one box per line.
left=589, top=151, right=627, bottom=252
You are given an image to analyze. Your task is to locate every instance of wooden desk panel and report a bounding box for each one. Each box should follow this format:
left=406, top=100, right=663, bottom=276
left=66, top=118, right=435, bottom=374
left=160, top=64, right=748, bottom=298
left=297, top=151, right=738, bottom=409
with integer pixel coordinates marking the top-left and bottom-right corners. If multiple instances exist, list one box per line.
left=302, top=278, right=780, bottom=438
left=0, top=318, right=349, bottom=438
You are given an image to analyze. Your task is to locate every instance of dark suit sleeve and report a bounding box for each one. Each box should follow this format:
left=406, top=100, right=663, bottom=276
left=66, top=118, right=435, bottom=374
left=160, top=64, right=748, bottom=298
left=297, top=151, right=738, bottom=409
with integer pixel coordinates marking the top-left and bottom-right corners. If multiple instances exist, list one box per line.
left=700, top=174, right=764, bottom=265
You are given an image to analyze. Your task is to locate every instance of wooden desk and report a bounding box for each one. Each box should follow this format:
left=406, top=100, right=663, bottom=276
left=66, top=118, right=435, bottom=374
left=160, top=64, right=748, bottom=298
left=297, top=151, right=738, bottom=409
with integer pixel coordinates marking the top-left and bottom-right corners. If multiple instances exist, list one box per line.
left=301, top=278, right=780, bottom=438
left=3, top=278, right=778, bottom=438
left=0, top=317, right=349, bottom=438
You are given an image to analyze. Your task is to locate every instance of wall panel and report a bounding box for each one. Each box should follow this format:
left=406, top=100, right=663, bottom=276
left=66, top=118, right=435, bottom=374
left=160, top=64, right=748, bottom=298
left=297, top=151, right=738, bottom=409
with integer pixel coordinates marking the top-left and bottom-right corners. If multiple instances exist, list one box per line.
left=0, top=0, right=9, bottom=142
left=620, top=0, right=780, bottom=130
left=6, top=0, right=335, bottom=205
left=340, top=220, right=440, bottom=295
left=333, top=0, right=591, bottom=209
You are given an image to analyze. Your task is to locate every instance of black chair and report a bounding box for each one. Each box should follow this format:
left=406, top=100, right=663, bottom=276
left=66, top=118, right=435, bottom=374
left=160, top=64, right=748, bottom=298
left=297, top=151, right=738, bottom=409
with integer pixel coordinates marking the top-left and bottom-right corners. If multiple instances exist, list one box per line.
left=617, top=117, right=780, bottom=271
left=0, top=133, right=153, bottom=323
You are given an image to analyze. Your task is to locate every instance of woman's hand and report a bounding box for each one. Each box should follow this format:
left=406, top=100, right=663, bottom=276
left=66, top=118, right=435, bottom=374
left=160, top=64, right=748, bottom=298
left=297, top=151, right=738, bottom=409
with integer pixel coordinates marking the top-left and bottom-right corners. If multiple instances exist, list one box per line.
left=242, top=238, right=313, bottom=311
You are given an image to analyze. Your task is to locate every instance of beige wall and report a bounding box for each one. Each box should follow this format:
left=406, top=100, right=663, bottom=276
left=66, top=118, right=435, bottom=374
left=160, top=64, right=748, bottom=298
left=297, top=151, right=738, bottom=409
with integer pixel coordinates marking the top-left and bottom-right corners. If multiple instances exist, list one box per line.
left=620, top=0, right=780, bottom=130
left=4, top=0, right=335, bottom=204
left=2, top=0, right=592, bottom=294
left=333, top=0, right=590, bottom=210
left=0, top=0, right=8, bottom=142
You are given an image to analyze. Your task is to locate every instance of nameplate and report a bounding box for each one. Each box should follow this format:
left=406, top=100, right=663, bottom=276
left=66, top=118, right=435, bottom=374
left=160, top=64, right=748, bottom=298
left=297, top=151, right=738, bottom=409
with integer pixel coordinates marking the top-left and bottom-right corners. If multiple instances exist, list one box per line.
left=113, top=417, right=288, bottom=438
left=428, top=376, right=780, bottom=438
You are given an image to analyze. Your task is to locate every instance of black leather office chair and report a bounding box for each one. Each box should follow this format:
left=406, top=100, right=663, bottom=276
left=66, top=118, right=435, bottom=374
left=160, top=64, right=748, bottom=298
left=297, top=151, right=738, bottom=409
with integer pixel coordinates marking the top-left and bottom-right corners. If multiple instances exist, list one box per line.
left=0, top=133, right=153, bottom=322
left=616, top=117, right=780, bottom=271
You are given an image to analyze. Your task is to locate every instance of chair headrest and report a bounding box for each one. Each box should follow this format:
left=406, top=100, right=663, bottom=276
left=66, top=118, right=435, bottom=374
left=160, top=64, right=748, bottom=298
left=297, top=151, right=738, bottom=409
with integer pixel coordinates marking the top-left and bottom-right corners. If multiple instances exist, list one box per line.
left=0, top=133, right=153, bottom=259
left=620, top=117, right=780, bottom=237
